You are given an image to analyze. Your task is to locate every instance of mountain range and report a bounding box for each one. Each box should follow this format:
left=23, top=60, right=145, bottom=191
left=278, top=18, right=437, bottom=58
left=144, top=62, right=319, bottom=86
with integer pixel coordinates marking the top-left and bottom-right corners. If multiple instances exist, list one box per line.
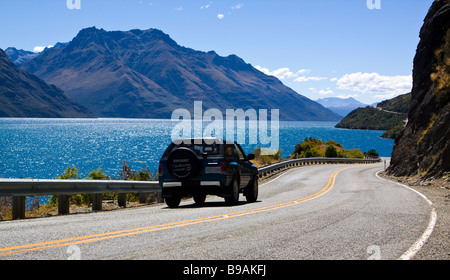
left=0, top=48, right=93, bottom=118
left=316, top=97, right=368, bottom=117
left=4, top=47, right=39, bottom=65
left=17, top=27, right=341, bottom=121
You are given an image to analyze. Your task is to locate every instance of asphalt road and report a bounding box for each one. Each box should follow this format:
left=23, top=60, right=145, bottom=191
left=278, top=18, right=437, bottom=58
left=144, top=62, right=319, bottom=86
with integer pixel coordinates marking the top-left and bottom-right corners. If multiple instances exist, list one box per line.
left=0, top=162, right=434, bottom=260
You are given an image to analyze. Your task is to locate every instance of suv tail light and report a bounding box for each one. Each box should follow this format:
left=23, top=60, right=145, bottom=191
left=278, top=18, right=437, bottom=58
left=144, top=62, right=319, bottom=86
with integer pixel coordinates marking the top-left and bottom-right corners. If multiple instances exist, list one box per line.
left=221, top=162, right=227, bottom=173
left=158, top=162, right=163, bottom=176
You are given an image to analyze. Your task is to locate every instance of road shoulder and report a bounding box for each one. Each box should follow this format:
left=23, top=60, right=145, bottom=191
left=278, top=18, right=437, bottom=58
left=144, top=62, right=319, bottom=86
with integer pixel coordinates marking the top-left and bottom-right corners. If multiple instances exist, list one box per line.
left=380, top=172, right=450, bottom=260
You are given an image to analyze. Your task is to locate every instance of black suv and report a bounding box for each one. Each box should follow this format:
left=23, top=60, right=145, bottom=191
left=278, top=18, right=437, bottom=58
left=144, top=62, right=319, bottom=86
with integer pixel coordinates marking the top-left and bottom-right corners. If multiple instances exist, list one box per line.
left=158, top=138, right=259, bottom=208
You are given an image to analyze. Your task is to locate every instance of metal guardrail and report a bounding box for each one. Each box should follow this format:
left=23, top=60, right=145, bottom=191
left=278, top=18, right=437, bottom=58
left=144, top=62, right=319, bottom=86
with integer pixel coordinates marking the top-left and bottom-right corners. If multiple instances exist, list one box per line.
left=258, top=157, right=381, bottom=178
left=0, top=179, right=159, bottom=197
left=0, top=157, right=380, bottom=220
left=0, top=179, right=159, bottom=220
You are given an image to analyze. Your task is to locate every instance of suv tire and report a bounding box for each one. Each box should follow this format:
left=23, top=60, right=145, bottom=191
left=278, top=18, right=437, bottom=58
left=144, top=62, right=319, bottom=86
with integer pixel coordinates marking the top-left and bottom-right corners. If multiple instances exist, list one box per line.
left=193, top=194, right=206, bottom=205
left=225, top=176, right=239, bottom=205
left=245, top=176, right=258, bottom=203
left=165, top=196, right=181, bottom=208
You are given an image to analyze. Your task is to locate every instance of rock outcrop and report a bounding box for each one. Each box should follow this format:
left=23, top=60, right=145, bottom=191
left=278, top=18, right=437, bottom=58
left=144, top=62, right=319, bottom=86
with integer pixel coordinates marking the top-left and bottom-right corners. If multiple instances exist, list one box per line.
left=388, top=0, right=450, bottom=178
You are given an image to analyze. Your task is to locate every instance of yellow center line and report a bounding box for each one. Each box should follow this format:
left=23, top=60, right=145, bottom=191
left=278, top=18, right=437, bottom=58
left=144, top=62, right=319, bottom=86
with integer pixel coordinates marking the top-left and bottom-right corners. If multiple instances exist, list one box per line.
left=0, top=166, right=352, bottom=257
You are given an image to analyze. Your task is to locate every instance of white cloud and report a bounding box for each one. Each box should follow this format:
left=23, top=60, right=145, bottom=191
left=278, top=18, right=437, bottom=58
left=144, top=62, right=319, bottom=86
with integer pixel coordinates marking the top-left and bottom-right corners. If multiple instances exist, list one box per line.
left=296, top=69, right=311, bottom=75
left=294, top=76, right=327, bottom=82
left=201, top=2, right=212, bottom=9
left=33, top=45, right=53, bottom=53
left=318, top=88, right=334, bottom=95
left=254, top=66, right=311, bottom=80
left=175, top=6, right=183, bottom=11
left=310, top=87, right=334, bottom=95
left=217, top=14, right=224, bottom=19
left=374, top=92, right=405, bottom=100
left=271, top=68, right=296, bottom=79
left=336, top=72, right=412, bottom=96
left=254, top=66, right=270, bottom=75
left=231, top=3, right=244, bottom=9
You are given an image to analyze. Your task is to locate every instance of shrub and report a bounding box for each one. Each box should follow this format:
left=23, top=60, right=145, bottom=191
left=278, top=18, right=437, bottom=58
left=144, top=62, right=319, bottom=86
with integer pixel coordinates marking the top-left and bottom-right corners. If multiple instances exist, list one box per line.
left=87, top=166, right=109, bottom=180
left=325, top=145, right=338, bottom=158
left=251, top=147, right=283, bottom=166
left=293, top=138, right=323, bottom=158
left=56, top=166, right=80, bottom=179
left=344, top=149, right=364, bottom=159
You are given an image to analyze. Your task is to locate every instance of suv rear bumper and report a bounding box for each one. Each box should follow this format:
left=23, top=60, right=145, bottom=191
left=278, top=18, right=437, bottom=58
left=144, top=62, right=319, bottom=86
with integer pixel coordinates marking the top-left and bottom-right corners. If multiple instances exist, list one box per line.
left=160, top=179, right=232, bottom=198
left=162, top=181, right=221, bottom=188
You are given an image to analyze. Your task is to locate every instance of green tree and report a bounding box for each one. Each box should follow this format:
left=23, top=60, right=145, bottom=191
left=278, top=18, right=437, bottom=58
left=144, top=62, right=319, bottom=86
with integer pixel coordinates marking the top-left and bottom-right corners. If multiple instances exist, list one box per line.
left=56, top=166, right=80, bottom=179
left=365, top=149, right=379, bottom=158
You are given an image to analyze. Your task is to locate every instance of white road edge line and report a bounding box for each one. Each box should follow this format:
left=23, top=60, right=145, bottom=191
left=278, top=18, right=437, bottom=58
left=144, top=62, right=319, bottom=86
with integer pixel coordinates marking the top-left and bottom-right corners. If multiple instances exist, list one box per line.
left=375, top=170, right=437, bottom=260
left=259, top=167, right=298, bottom=187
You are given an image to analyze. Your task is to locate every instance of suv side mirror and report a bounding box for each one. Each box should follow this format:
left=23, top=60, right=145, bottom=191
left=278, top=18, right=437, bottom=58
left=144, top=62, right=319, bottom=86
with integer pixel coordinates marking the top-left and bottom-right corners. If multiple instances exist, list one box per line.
left=247, top=153, right=255, bottom=161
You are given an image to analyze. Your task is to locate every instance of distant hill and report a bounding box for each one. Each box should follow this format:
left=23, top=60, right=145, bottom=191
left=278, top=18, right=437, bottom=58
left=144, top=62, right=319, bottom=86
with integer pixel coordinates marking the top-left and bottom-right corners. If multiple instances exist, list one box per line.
left=335, top=93, right=410, bottom=139
left=0, top=48, right=93, bottom=118
left=316, top=97, right=368, bottom=117
left=335, top=106, right=406, bottom=131
left=20, top=27, right=341, bottom=121
left=377, top=92, right=411, bottom=114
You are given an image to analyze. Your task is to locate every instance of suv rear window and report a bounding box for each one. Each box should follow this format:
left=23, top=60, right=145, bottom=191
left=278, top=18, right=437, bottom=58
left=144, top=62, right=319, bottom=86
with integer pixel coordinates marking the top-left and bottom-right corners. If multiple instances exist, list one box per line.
left=163, top=142, right=222, bottom=158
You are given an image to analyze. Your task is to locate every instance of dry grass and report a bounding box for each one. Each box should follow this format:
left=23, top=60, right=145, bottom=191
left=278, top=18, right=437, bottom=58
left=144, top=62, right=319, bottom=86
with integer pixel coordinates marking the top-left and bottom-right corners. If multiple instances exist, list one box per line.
left=0, top=197, right=12, bottom=221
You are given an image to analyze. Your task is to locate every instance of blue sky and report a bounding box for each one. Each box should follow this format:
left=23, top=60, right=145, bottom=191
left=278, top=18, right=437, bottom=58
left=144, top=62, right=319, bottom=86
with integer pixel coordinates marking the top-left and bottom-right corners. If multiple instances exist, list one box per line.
left=0, top=0, right=434, bottom=104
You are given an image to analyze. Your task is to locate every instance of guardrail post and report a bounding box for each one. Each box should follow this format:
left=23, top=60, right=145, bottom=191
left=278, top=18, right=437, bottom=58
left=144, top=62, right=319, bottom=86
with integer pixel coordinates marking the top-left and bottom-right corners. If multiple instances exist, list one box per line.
left=92, top=194, right=102, bottom=211
left=139, top=193, right=147, bottom=204
left=118, top=193, right=127, bottom=207
left=118, top=160, right=128, bottom=208
left=58, top=195, right=70, bottom=215
left=156, top=191, right=164, bottom=203
left=12, top=196, right=26, bottom=220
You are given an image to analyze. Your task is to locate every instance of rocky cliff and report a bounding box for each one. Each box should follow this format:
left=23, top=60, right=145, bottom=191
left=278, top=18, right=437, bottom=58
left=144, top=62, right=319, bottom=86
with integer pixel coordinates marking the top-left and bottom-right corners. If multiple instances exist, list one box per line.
left=388, top=0, right=450, bottom=178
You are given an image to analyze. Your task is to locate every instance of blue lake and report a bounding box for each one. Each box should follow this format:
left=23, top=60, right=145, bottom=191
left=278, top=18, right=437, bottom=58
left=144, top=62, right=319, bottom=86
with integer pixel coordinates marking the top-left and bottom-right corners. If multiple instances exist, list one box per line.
left=0, top=118, right=394, bottom=180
